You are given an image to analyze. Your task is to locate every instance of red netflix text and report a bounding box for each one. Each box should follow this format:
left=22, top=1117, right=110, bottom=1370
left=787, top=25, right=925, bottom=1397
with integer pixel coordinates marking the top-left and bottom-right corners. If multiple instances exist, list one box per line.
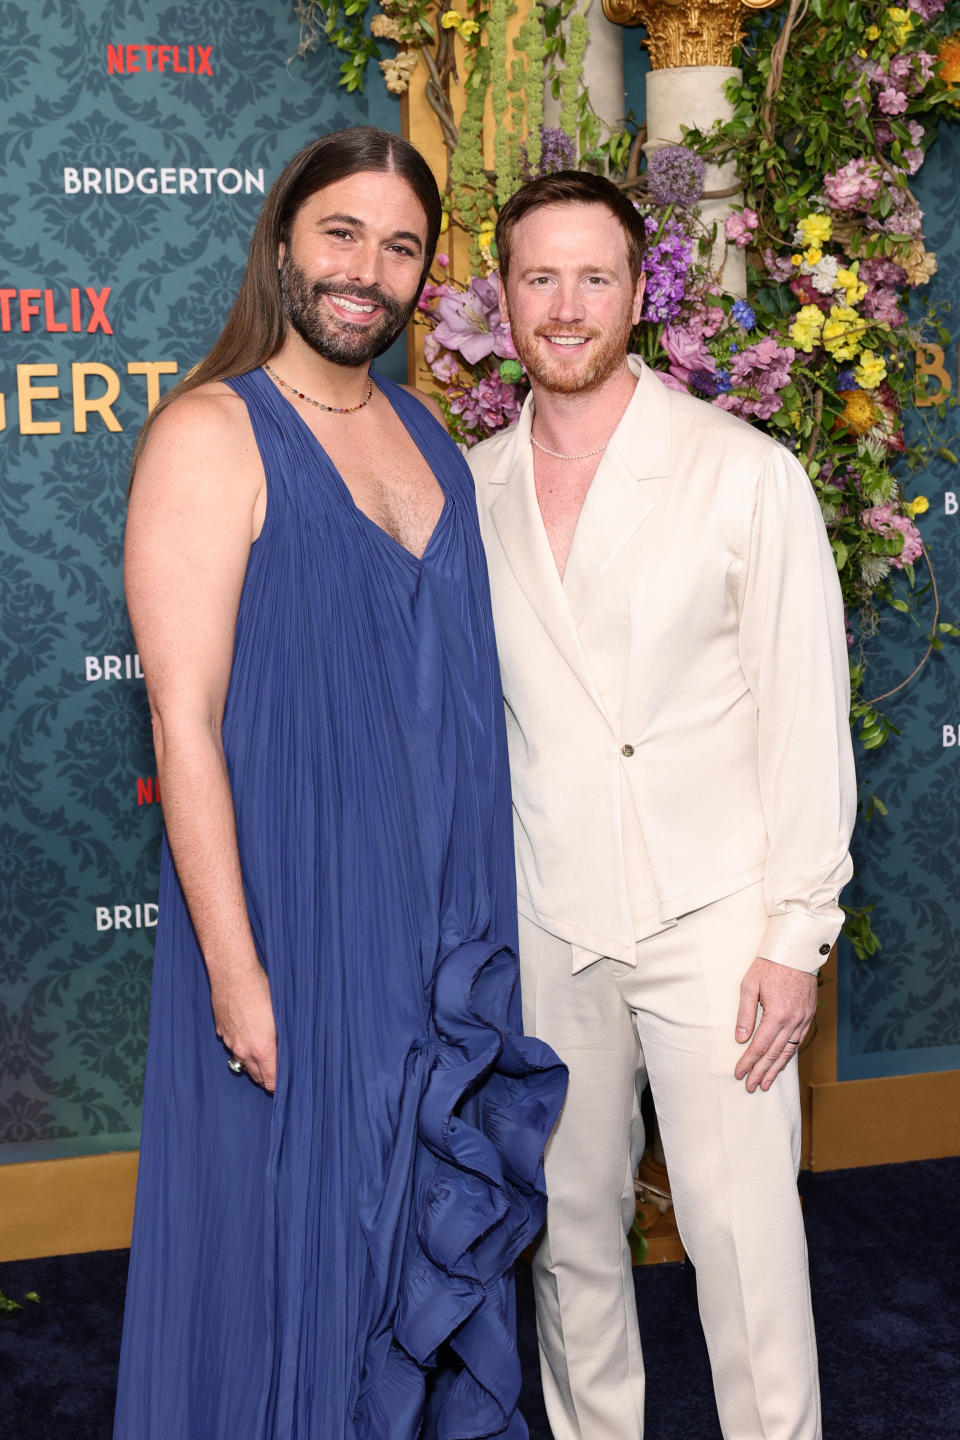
left=106, top=44, right=213, bottom=76
left=0, top=288, right=112, bottom=334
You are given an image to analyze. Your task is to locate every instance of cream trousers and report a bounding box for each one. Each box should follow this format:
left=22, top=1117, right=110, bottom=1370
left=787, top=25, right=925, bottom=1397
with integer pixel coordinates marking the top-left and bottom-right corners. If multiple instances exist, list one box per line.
left=519, top=882, right=821, bottom=1440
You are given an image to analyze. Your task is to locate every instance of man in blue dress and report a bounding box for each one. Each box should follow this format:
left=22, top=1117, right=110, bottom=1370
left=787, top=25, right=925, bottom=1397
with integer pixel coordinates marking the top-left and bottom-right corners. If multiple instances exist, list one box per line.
left=115, top=128, right=564, bottom=1440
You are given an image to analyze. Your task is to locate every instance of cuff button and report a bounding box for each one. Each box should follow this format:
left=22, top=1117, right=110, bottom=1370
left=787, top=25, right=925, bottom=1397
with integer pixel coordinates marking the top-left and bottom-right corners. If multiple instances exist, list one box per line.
left=818, top=943, right=831, bottom=956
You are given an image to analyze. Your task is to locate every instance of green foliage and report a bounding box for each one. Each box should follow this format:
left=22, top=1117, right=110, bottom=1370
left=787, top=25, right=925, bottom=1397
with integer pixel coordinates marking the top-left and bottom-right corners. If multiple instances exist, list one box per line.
left=293, top=0, right=381, bottom=92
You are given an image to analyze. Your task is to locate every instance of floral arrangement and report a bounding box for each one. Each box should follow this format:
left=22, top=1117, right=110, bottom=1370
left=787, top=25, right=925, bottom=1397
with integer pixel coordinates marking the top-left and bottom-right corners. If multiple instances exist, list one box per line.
left=296, top=0, right=960, bottom=954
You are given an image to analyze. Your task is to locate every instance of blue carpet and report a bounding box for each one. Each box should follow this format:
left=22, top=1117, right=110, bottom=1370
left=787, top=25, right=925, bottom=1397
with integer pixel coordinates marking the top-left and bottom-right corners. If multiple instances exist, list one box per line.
left=0, top=1156, right=957, bottom=1439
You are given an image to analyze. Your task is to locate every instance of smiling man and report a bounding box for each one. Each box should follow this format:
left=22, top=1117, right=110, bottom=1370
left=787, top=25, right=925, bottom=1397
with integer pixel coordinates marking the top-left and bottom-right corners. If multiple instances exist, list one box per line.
left=113, top=129, right=565, bottom=1440
left=469, top=171, right=856, bottom=1440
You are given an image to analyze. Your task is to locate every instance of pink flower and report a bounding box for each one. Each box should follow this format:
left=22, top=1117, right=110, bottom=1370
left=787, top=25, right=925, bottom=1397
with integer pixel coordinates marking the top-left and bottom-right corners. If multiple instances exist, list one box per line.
left=877, top=85, right=909, bottom=115
left=823, top=157, right=882, bottom=211
left=435, top=253, right=450, bottom=268
left=661, top=318, right=716, bottom=386
left=724, top=207, right=759, bottom=248
left=862, top=504, right=923, bottom=568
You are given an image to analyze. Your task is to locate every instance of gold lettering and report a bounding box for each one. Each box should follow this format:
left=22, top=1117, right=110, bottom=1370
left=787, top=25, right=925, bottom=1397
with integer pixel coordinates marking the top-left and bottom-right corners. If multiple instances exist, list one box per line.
left=72, top=362, right=122, bottom=433
left=914, top=344, right=952, bottom=407
left=127, top=360, right=179, bottom=414
left=17, top=363, right=61, bottom=435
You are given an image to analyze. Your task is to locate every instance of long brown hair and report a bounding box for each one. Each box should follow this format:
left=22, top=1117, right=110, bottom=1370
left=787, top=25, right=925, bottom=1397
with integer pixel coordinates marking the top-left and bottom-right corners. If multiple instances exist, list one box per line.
left=129, top=126, right=442, bottom=482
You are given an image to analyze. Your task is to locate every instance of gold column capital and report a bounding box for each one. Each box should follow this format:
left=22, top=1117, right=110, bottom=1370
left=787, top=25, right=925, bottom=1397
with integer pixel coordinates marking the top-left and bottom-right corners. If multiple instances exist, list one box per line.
left=601, top=0, right=781, bottom=70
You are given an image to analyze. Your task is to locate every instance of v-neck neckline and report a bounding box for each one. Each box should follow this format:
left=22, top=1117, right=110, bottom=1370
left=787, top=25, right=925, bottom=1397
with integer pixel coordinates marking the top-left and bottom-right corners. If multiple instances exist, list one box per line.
left=259, top=367, right=451, bottom=565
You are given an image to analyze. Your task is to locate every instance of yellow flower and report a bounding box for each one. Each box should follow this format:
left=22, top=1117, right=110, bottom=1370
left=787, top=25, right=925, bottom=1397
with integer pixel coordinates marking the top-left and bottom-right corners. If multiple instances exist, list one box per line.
left=836, top=265, right=868, bottom=306
left=905, top=495, right=930, bottom=517
left=866, top=24, right=881, bottom=40
left=789, top=304, right=825, bottom=353
left=797, top=214, right=832, bottom=248
left=939, top=34, right=960, bottom=99
left=836, top=389, right=879, bottom=436
left=439, top=211, right=450, bottom=233
left=460, top=17, right=480, bottom=35
left=822, top=304, right=863, bottom=361
left=440, top=10, right=462, bottom=27
left=791, top=253, right=803, bottom=267
left=804, top=246, right=823, bottom=266
left=857, top=47, right=867, bottom=57
left=888, top=7, right=914, bottom=48
left=854, top=349, right=887, bottom=389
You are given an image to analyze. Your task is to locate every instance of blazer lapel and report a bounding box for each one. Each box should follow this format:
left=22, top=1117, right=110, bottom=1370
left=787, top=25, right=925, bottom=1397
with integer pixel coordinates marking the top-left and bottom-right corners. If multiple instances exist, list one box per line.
left=562, top=358, right=671, bottom=626
left=489, top=399, right=612, bottom=723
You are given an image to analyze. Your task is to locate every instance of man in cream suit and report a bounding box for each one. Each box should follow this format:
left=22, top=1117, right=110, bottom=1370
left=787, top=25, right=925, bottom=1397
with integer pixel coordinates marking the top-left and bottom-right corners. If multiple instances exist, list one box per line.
left=468, top=171, right=856, bottom=1440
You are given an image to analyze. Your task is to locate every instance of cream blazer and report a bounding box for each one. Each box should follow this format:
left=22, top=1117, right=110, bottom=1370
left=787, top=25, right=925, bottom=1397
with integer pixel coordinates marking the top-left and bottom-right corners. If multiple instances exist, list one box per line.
left=469, top=357, right=856, bottom=973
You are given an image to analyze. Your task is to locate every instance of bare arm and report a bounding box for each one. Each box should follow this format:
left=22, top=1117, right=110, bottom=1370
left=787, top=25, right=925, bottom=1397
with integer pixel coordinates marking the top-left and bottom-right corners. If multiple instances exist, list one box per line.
left=125, top=386, right=277, bottom=1090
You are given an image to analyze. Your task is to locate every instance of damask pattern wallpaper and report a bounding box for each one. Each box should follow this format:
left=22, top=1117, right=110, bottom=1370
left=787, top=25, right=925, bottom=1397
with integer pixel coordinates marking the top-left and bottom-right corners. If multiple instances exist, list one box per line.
left=0, top=0, right=400, bottom=1160
left=836, top=130, right=960, bottom=1081
left=2, top=9, right=959, bottom=1164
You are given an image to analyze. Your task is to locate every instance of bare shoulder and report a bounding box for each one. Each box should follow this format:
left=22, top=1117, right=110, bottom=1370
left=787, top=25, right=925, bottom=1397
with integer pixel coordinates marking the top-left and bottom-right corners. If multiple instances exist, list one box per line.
left=399, top=383, right=447, bottom=429
left=145, top=379, right=255, bottom=454
left=133, top=380, right=262, bottom=506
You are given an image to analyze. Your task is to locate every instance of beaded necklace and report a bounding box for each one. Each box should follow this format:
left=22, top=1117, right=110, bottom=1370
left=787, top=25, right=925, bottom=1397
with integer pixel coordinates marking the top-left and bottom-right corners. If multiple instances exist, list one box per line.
left=263, top=361, right=374, bottom=415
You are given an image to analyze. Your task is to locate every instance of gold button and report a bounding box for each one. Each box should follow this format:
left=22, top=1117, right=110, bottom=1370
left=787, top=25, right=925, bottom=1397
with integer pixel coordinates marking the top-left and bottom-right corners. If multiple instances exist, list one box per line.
left=621, top=743, right=634, bottom=758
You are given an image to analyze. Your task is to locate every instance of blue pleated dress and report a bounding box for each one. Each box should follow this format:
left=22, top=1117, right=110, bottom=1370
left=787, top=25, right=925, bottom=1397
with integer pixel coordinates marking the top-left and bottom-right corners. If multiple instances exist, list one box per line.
left=113, top=367, right=566, bottom=1440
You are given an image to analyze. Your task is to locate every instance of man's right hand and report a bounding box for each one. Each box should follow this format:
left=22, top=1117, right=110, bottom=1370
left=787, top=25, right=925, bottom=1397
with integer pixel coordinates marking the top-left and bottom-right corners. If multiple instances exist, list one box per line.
left=211, top=962, right=278, bottom=1093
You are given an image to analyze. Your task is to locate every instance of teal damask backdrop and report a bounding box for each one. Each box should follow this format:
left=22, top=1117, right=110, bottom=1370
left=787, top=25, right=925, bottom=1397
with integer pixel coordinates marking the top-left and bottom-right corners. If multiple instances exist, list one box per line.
left=3, top=15, right=959, bottom=1167
left=835, top=130, right=960, bottom=1081
left=0, top=0, right=400, bottom=1161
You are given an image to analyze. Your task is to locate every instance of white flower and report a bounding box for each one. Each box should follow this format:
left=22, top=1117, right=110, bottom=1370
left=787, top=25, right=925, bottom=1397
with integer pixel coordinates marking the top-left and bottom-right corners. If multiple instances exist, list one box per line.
left=809, top=255, right=840, bottom=294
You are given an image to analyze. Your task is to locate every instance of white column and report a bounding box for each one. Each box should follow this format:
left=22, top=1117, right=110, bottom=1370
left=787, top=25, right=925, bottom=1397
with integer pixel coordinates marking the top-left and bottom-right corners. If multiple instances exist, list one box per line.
left=644, top=66, right=746, bottom=297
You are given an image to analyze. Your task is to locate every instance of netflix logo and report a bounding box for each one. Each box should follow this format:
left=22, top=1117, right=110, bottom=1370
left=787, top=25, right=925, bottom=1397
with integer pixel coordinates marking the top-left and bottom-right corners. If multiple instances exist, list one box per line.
left=1, top=287, right=111, bottom=334
left=106, top=44, right=213, bottom=77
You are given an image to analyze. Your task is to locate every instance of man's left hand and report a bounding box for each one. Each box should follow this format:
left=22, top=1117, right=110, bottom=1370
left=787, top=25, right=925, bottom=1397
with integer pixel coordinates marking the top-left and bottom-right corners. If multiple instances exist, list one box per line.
left=734, top=957, right=817, bottom=1093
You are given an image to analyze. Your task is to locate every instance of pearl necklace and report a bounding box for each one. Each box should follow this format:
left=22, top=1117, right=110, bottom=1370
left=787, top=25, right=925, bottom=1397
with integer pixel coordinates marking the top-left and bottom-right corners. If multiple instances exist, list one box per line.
left=263, top=361, right=374, bottom=415
left=531, top=434, right=607, bottom=462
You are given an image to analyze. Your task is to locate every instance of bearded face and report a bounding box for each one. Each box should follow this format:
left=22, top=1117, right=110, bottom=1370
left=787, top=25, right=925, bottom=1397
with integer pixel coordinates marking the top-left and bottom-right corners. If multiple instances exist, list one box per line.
left=279, top=255, right=416, bottom=367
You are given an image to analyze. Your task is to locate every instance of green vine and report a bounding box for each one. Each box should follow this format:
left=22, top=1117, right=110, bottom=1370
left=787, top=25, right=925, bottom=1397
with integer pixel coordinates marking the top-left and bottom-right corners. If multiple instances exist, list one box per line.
left=520, top=1, right=546, bottom=175
left=490, top=0, right=517, bottom=205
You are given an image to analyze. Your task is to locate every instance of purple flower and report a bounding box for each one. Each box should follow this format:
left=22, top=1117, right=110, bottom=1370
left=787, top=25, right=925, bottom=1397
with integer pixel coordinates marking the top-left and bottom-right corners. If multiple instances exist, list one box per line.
left=646, top=146, right=705, bottom=208
left=764, top=247, right=797, bottom=283
left=907, top=0, right=945, bottom=17
left=836, top=369, right=859, bottom=390
left=642, top=215, right=693, bottom=324
left=714, top=336, right=796, bottom=421
left=521, top=126, right=577, bottom=180
left=429, top=276, right=516, bottom=365
left=449, top=374, right=524, bottom=441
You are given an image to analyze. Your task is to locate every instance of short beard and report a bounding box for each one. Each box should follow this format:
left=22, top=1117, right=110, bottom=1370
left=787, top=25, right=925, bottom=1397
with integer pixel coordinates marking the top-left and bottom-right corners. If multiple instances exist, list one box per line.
left=279, top=255, right=416, bottom=367
left=510, top=309, right=635, bottom=395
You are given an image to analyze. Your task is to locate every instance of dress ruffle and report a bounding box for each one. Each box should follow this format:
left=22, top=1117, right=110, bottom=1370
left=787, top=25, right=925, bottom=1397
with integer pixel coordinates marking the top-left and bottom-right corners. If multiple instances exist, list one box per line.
left=358, top=940, right=566, bottom=1440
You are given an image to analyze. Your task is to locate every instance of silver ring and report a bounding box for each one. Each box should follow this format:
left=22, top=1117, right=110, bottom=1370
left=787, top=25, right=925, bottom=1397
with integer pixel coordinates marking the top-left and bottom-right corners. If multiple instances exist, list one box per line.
left=784, top=1039, right=800, bottom=1048
left=227, top=1056, right=246, bottom=1075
